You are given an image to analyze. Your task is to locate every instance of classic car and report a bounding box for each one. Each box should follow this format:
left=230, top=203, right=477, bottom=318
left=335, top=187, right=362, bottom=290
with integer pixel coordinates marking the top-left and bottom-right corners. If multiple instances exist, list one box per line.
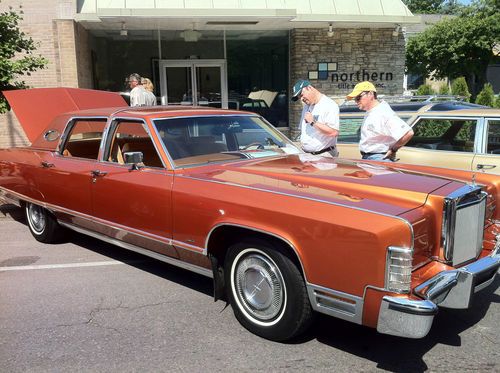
left=337, top=101, right=499, bottom=175
left=1, top=88, right=499, bottom=342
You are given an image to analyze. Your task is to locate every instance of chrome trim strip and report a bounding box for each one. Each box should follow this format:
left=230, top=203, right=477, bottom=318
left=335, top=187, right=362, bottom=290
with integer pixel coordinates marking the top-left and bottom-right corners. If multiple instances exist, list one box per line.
left=206, top=222, right=305, bottom=277
left=0, top=189, right=22, bottom=207
left=306, top=283, right=364, bottom=324
left=58, top=221, right=212, bottom=278
left=377, top=296, right=437, bottom=338
left=0, top=187, right=205, bottom=254
left=179, top=174, right=415, bottom=249
left=57, top=116, right=109, bottom=154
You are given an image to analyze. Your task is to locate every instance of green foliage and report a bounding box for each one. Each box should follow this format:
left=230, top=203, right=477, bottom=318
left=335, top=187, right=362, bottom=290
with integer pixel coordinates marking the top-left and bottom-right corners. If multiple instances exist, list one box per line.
left=0, top=4, right=48, bottom=113
left=451, top=77, right=471, bottom=102
left=438, top=83, right=450, bottom=95
left=402, top=0, right=463, bottom=14
left=416, top=84, right=436, bottom=95
left=475, top=83, right=495, bottom=106
left=405, top=0, right=500, bottom=96
left=495, top=96, right=500, bottom=109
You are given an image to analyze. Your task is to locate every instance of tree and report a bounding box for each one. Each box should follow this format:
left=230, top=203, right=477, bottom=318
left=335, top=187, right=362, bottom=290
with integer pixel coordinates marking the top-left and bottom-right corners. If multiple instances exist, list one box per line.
left=402, top=0, right=463, bottom=14
left=451, top=77, right=471, bottom=101
left=438, top=83, right=450, bottom=95
left=406, top=0, right=500, bottom=97
left=416, top=84, right=436, bottom=95
left=475, top=83, right=495, bottom=106
left=0, top=4, right=48, bottom=113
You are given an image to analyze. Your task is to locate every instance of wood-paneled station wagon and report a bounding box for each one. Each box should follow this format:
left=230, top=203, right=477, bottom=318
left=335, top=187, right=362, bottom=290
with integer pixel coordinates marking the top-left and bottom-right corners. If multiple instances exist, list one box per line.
left=1, top=88, right=499, bottom=341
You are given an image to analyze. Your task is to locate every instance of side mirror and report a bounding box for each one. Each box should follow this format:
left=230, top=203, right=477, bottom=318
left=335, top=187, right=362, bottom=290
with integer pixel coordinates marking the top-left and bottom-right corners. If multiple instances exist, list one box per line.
left=123, top=151, right=144, bottom=169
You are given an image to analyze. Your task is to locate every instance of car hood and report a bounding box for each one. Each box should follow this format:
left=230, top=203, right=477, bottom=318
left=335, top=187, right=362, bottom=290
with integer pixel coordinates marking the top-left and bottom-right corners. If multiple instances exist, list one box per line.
left=183, top=154, right=456, bottom=216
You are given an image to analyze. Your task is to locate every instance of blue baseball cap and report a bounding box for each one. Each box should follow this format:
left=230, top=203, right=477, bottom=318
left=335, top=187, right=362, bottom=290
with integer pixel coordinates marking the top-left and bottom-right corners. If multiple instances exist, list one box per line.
left=291, top=79, right=311, bottom=101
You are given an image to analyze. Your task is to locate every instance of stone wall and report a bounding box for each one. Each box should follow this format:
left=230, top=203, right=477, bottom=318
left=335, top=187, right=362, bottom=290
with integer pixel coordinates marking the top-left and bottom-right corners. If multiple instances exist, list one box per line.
left=289, top=28, right=406, bottom=138
left=0, top=0, right=78, bottom=148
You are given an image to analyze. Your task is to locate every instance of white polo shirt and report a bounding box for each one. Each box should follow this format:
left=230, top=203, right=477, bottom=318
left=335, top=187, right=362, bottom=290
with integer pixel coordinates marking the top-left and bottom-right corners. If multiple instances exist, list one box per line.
left=359, top=101, right=412, bottom=153
left=300, top=95, right=339, bottom=153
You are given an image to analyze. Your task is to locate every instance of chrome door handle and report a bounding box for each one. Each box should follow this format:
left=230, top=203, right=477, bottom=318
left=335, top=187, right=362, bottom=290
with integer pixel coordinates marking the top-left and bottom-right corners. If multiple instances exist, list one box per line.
left=477, top=164, right=496, bottom=170
left=91, top=170, right=108, bottom=177
left=41, top=161, right=54, bottom=168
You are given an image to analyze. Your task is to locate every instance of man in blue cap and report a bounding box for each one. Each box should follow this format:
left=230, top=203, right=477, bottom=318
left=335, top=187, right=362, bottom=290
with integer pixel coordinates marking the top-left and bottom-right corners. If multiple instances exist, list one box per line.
left=291, top=79, right=339, bottom=157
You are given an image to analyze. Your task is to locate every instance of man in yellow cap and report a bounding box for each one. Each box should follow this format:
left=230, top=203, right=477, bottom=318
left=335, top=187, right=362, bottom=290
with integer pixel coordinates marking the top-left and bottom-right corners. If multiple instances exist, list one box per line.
left=346, top=81, right=413, bottom=161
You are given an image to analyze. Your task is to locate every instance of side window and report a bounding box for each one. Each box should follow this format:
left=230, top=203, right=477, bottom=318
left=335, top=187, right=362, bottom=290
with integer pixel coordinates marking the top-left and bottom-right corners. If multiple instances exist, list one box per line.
left=486, top=119, right=500, bottom=154
left=407, top=118, right=476, bottom=152
left=107, top=121, right=164, bottom=168
left=61, top=119, right=106, bottom=160
left=338, top=117, right=363, bottom=143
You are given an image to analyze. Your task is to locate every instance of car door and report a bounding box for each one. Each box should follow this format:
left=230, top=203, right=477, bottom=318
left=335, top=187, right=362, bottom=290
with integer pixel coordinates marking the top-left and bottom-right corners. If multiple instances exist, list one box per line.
left=35, top=118, right=107, bottom=227
left=90, top=118, right=177, bottom=258
left=400, top=116, right=479, bottom=171
left=472, top=117, right=500, bottom=175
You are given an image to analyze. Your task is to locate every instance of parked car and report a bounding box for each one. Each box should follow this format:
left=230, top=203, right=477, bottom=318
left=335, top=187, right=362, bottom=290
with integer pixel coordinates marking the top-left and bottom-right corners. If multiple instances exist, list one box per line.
left=337, top=101, right=500, bottom=174
left=1, top=88, right=499, bottom=342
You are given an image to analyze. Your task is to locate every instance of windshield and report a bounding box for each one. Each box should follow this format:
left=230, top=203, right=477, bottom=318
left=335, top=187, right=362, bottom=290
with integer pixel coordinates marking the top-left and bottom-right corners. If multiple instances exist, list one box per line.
left=153, top=115, right=300, bottom=167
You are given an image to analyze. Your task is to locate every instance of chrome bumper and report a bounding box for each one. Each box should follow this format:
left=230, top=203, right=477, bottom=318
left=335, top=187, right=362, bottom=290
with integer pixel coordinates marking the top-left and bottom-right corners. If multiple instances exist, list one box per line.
left=414, top=246, right=500, bottom=309
left=377, top=245, right=499, bottom=338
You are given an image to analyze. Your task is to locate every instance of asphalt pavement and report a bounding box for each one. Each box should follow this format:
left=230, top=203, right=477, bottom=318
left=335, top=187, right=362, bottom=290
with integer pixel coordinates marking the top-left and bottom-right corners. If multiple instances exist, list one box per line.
left=1, top=203, right=499, bottom=372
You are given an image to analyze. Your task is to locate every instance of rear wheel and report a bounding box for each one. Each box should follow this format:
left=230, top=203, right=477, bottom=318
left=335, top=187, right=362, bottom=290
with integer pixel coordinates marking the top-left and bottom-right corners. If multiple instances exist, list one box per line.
left=225, top=239, right=313, bottom=341
left=25, top=202, right=63, bottom=243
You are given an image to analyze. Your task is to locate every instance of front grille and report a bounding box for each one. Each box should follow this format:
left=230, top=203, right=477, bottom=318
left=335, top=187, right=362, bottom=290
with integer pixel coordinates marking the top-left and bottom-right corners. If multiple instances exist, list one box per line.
left=442, top=185, right=487, bottom=266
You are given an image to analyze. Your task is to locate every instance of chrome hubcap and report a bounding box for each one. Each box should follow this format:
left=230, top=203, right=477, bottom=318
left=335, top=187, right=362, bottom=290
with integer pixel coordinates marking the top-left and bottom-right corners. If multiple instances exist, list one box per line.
left=28, top=204, right=46, bottom=234
left=234, top=252, right=284, bottom=321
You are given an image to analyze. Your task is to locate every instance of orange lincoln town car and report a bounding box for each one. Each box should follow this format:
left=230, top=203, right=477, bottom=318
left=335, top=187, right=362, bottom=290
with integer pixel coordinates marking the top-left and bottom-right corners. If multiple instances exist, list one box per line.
left=0, top=88, right=499, bottom=341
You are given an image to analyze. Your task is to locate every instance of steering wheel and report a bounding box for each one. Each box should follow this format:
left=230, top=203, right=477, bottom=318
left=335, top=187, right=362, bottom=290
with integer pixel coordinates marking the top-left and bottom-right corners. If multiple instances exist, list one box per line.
left=243, top=142, right=265, bottom=150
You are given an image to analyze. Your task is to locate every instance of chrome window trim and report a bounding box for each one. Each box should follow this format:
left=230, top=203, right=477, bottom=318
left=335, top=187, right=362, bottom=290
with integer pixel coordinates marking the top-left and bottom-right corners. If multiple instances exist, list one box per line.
left=409, top=116, right=482, bottom=153
left=442, top=185, right=487, bottom=263
left=102, top=116, right=167, bottom=169
left=57, top=116, right=109, bottom=155
left=482, top=117, right=500, bottom=154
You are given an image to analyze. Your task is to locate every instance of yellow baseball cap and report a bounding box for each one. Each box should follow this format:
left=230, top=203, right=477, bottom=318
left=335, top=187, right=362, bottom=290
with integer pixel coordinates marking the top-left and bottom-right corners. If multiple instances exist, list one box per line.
left=346, top=81, right=376, bottom=100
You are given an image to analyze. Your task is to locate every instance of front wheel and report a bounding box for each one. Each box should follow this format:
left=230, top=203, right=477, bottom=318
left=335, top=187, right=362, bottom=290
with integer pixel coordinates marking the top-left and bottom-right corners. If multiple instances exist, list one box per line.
left=225, top=239, right=313, bottom=341
left=25, top=202, right=63, bottom=243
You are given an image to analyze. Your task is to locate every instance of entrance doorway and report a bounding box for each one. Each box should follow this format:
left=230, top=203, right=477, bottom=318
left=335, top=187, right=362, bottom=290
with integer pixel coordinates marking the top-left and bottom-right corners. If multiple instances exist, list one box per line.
left=159, top=59, right=228, bottom=108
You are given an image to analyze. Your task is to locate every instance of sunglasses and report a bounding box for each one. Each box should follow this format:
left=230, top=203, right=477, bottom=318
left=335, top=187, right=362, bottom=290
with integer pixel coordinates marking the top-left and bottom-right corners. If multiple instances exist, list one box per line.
left=354, top=91, right=369, bottom=102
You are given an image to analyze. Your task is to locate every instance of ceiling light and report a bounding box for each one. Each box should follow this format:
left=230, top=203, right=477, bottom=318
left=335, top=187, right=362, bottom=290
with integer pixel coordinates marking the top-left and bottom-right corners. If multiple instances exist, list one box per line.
left=120, top=22, right=127, bottom=36
left=181, top=29, right=202, bottom=42
left=327, top=23, right=334, bottom=37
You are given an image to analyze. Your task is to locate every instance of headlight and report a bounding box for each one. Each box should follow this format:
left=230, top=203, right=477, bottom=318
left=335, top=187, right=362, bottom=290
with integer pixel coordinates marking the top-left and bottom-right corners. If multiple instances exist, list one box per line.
left=385, top=246, right=413, bottom=294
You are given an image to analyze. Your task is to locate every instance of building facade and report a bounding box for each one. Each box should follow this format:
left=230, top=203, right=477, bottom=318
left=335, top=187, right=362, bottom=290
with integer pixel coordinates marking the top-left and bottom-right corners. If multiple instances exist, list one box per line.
left=0, top=0, right=418, bottom=147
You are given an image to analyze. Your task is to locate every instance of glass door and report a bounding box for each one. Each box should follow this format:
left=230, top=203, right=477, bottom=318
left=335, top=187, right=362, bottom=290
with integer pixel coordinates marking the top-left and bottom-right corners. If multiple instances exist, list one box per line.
left=159, top=60, right=227, bottom=108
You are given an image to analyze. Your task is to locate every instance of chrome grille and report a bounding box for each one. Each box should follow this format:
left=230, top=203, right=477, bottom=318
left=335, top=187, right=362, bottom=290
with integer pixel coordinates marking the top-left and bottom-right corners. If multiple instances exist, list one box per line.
left=442, top=185, right=487, bottom=266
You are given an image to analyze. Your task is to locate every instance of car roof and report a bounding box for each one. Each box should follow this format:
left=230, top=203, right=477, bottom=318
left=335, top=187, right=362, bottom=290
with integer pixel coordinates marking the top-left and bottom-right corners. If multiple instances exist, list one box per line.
left=413, top=107, right=500, bottom=117
left=339, top=100, right=487, bottom=114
